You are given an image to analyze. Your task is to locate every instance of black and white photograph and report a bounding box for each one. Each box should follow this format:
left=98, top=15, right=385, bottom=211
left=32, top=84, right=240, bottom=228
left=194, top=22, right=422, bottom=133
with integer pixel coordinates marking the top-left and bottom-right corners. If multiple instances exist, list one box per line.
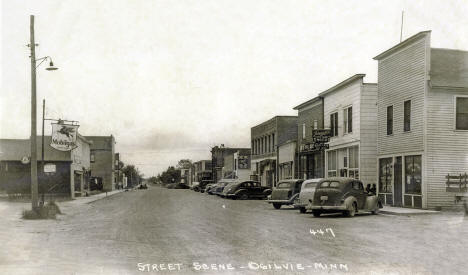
left=1, top=0, right=467, bottom=274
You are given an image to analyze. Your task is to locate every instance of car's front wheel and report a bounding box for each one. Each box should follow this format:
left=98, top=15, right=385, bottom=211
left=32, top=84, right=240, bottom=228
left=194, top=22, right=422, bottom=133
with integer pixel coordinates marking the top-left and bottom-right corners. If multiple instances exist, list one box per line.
left=273, top=203, right=281, bottom=209
left=299, top=207, right=306, bottom=213
left=312, top=210, right=321, bottom=217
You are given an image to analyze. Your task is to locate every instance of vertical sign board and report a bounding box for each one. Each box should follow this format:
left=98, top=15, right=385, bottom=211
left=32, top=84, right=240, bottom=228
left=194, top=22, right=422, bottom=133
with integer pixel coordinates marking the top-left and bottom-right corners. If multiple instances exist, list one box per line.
left=50, top=123, right=79, bottom=151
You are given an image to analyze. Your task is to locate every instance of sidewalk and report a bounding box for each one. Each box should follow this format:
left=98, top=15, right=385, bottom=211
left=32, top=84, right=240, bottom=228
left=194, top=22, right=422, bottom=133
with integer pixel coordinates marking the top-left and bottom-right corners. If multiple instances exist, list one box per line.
left=380, top=205, right=440, bottom=215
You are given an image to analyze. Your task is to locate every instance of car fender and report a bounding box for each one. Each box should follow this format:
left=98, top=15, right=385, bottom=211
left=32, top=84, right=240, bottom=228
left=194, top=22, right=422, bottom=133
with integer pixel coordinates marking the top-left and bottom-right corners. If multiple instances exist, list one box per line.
left=234, top=189, right=248, bottom=196
left=343, top=196, right=357, bottom=210
left=364, top=195, right=381, bottom=211
left=262, top=189, right=272, bottom=195
left=288, top=193, right=300, bottom=203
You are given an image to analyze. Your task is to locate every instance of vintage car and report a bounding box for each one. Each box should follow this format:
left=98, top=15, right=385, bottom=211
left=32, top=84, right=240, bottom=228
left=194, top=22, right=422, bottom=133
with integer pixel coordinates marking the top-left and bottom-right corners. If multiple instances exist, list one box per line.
left=197, top=180, right=214, bottom=193
left=204, top=183, right=217, bottom=194
left=293, top=178, right=323, bottom=213
left=222, top=181, right=271, bottom=199
left=267, top=179, right=304, bottom=209
left=212, top=180, right=237, bottom=196
left=307, top=177, right=382, bottom=217
left=190, top=182, right=200, bottom=191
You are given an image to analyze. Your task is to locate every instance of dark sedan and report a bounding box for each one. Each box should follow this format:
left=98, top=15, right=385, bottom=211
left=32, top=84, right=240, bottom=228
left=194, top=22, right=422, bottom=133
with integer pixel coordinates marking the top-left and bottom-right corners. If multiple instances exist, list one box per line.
left=222, top=181, right=271, bottom=199
left=307, top=177, right=382, bottom=217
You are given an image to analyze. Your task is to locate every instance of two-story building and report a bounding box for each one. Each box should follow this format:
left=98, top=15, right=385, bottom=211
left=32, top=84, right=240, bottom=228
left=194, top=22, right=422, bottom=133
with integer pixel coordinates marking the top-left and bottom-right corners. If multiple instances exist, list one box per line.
left=293, top=96, right=325, bottom=180
left=321, top=74, right=378, bottom=187
left=192, top=160, right=212, bottom=183
left=86, top=135, right=116, bottom=191
left=374, top=31, right=468, bottom=209
left=222, top=149, right=251, bottom=181
left=251, top=116, right=297, bottom=187
left=211, top=145, right=249, bottom=183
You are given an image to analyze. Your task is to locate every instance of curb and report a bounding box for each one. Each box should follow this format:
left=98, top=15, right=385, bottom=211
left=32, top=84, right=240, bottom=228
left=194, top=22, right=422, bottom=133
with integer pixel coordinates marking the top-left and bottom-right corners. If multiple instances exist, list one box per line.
left=379, top=210, right=441, bottom=216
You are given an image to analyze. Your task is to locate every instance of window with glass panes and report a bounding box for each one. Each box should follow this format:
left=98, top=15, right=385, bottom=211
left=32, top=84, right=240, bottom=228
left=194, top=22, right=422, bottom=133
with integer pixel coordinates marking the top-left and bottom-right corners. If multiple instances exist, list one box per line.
left=343, top=106, right=352, bottom=133
left=456, top=97, right=468, bottom=130
left=348, top=146, right=359, bottom=179
left=379, top=158, right=393, bottom=193
left=327, top=150, right=337, bottom=177
left=405, top=155, right=421, bottom=194
left=404, top=100, right=411, bottom=132
left=330, top=112, right=338, bottom=137
left=387, top=106, right=393, bottom=135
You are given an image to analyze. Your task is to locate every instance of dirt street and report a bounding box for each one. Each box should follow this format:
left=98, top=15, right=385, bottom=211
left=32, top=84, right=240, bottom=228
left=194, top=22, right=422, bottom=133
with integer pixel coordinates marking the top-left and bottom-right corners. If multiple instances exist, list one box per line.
left=1, top=186, right=467, bottom=275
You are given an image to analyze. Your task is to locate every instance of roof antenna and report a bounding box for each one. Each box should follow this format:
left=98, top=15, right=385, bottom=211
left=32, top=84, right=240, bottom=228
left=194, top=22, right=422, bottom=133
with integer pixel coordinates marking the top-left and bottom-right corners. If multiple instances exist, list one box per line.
left=400, top=10, right=404, bottom=42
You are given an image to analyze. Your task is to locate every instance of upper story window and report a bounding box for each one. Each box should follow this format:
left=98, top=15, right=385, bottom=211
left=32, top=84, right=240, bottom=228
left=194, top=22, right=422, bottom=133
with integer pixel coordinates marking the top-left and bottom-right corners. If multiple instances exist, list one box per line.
left=302, top=123, right=306, bottom=139
left=456, top=97, right=468, bottom=130
left=404, top=100, right=411, bottom=132
left=313, top=120, right=318, bottom=130
left=90, top=153, right=95, bottom=163
left=343, top=106, right=352, bottom=134
left=330, top=112, right=338, bottom=137
left=387, top=106, right=393, bottom=135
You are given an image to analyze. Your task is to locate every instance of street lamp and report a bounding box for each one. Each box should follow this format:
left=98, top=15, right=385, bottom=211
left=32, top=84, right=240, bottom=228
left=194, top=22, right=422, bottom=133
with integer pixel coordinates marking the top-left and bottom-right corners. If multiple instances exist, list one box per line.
left=29, top=15, right=58, bottom=210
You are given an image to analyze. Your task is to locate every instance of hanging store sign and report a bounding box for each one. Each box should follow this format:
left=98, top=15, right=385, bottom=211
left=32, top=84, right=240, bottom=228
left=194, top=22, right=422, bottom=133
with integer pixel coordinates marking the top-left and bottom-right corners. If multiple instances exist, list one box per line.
left=312, top=129, right=332, bottom=143
left=50, top=123, right=79, bottom=151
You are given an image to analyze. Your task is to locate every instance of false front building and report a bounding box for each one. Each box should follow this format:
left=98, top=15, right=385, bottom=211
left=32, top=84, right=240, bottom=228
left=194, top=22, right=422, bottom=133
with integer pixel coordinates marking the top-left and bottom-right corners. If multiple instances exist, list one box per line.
left=321, top=74, right=378, bottom=186
left=374, top=31, right=468, bottom=209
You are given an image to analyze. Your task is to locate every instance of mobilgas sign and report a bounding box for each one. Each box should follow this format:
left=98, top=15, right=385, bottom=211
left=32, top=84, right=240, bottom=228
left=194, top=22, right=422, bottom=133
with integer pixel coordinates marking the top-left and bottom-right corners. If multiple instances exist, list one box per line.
left=50, top=123, right=79, bottom=151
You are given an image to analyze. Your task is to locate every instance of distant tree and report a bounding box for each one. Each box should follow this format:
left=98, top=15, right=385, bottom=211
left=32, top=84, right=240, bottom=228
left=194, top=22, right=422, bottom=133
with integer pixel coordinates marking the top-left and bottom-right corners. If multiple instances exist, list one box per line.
left=122, top=164, right=143, bottom=187
left=157, top=166, right=181, bottom=184
left=176, top=159, right=193, bottom=169
left=148, top=176, right=158, bottom=185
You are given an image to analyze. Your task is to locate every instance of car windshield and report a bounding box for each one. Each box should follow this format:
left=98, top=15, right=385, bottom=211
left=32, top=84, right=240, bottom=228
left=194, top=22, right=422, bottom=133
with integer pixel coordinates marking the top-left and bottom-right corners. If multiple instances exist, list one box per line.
left=319, top=181, right=340, bottom=188
left=277, top=182, right=292, bottom=189
left=304, top=182, right=318, bottom=189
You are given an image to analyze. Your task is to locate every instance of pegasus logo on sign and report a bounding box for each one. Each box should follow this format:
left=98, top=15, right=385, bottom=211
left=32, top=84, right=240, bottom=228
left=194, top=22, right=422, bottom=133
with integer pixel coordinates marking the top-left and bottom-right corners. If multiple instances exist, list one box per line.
left=50, top=123, right=79, bottom=151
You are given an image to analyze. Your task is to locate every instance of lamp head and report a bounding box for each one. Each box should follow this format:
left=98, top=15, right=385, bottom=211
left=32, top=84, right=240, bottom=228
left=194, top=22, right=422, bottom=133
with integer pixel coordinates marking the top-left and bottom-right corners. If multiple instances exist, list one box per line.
left=46, top=61, right=58, bottom=71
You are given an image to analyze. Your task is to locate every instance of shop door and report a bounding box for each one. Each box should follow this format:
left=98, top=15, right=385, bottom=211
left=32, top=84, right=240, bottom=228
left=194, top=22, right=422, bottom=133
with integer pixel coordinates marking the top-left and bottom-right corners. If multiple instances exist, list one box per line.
left=394, top=156, right=402, bottom=206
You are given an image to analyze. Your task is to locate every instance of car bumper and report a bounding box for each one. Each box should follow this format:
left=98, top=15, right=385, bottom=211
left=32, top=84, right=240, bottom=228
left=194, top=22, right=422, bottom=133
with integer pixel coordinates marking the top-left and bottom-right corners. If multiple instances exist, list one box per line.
left=308, top=205, right=347, bottom=211
left=267, top=199, right=294, bottom=205
left=293, top=203, right=308, bottom=208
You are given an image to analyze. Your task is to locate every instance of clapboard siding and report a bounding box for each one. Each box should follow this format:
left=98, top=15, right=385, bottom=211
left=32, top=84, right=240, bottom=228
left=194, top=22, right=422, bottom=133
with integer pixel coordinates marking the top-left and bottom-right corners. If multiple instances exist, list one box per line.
left=426, top=87, right=468, bottom=208
left=324, top=80, right=361, bottom=147
left=323, top=77, right=377, bottom=185
left=360, top=84, right=378, bottom=185
left=377, top=38, right=427, bottom=155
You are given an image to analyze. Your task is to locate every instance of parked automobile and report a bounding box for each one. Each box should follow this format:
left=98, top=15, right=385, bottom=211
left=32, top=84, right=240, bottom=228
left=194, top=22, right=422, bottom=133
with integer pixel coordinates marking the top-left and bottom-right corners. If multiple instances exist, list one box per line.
left=204, top=183, right=217, bottom=194
left=307, top=177, right=382, bottom=217
left=212, top=180, right=238, bottom=196
left=293, top=178, right=323, bottom=213
left=198, top=180, right=214, bottom=193
left=267, top=179, right=304, bottom=209
left=222, top=181, right=271, bottom=199
left=191, top=182, right=200, bottom=190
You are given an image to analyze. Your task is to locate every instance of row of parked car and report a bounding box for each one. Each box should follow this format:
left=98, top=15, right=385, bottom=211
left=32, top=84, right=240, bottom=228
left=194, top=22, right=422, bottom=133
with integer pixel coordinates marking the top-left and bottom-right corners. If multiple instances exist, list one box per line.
left=190, top=177, right=383, bottom=217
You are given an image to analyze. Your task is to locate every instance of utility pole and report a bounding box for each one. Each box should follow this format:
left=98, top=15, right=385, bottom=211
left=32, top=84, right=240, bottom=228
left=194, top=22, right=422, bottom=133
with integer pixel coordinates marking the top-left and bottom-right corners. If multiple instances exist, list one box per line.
left=30, top=15, right=39, bottom=210
left=42, top=99, right=45, bottom=166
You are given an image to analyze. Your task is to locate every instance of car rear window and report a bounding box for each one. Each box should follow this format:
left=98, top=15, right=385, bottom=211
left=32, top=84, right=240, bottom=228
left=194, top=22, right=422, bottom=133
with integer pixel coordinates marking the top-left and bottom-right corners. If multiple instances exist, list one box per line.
left=277, top=182, right=291, bottom=188
left=319, top=181, right=340, bottom=188
left=304, top=182, right=318, bottom=189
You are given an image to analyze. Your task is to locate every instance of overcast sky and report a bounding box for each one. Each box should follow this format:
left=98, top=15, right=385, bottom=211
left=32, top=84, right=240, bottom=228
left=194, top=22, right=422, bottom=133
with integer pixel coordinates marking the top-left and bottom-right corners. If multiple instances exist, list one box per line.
left=1, top=0, right=467, bottom=176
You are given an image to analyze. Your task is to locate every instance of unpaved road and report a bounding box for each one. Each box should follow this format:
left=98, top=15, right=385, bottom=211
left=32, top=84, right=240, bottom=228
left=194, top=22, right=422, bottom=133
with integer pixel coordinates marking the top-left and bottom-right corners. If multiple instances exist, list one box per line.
left=1, top=186, right=467, bottom=275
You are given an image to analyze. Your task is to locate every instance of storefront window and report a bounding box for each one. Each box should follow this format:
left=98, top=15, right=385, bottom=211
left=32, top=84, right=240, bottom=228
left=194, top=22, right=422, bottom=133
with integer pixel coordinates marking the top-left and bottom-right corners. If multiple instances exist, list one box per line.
left=379, top=158, right=393, bottom=193
left=405, top=155, right=422, bottom=194
left=348, top=146, right=359, bottom=179
left=328, top=150, right=337, bottom=177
